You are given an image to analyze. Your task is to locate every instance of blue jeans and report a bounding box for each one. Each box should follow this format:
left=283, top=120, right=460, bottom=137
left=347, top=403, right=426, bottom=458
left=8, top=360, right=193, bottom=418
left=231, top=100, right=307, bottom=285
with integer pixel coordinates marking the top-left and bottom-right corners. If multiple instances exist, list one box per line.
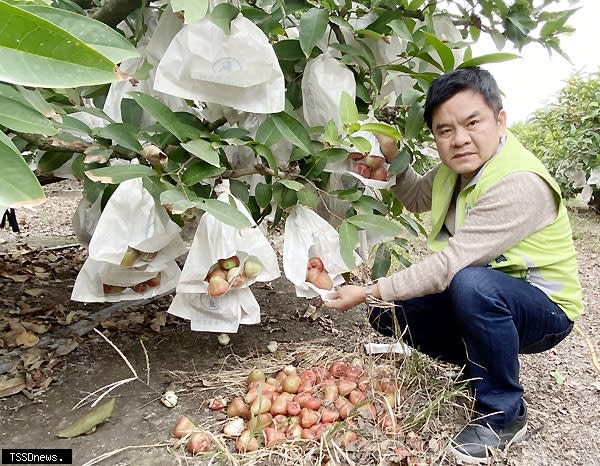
left=369, top=266, right=573, bottom=428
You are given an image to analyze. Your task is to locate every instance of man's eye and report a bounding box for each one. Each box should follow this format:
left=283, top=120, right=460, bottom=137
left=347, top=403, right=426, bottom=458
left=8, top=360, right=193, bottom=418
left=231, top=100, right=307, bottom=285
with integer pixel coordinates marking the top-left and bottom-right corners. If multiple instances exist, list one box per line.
left=468, top=120, right=479, bottom=126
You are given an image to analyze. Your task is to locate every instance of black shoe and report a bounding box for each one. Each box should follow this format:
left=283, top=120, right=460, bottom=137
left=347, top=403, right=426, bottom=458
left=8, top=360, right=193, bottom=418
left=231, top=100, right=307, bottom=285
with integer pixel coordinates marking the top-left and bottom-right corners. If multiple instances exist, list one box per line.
left=448, top=404, right=528, bottom=464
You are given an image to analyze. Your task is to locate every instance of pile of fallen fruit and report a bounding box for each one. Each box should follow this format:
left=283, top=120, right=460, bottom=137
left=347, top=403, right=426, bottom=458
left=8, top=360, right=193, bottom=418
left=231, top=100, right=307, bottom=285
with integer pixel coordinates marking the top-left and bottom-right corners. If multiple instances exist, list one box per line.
left=169, top=359, right=427, bottom=461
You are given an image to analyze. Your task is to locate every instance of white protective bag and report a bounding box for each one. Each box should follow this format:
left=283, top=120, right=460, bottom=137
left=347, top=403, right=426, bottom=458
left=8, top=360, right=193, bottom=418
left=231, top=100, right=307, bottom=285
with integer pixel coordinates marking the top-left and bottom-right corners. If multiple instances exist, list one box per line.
left=168, top=184, right=280, bottom=332
left=71, top=259, right=181, bottom=303
left=153, top=14, right=285, bottom=114
left=325, top=127, right=396, bottom=190
left=301, top=53, right=356, bottom=129
left=283, top=205, right=362, bottom=299
left=87, top=177, right=187, bottom=266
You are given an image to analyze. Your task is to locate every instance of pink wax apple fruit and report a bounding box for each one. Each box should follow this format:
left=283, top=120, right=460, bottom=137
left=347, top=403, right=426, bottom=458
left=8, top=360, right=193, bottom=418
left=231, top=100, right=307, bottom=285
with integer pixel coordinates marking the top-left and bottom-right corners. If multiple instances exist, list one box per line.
left=363, top=155, right=384, bottom=169
left=208, top=275, right=228, bottom=297
left=218, top=255, right=240, bottom=271
left=243, top=259, right=262, bottom=279
left=371, top=166, right=389, bottom=181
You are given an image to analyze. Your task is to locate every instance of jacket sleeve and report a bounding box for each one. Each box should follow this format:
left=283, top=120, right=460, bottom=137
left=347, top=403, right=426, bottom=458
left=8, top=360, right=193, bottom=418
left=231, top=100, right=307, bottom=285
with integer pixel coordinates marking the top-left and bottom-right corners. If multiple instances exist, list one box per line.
left=390, top=165, right=439, bottom=213
left=377, top=171, right=559, bottom=302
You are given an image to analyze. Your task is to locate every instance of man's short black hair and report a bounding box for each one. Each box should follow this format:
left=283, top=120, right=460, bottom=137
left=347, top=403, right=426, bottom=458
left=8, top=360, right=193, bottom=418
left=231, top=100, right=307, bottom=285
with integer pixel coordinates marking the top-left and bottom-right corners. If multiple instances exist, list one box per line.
left=423, top=67, right=503, bottom=129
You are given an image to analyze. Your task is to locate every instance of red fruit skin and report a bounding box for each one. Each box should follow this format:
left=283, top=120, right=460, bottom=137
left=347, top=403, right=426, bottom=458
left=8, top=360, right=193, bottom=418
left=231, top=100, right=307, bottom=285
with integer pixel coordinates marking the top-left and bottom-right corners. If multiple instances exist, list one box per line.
left=371, top=167, right=388, bottom=181
left=308, top=256, right=324, bottom=271
left=131, top=282, right=148, bottom=293
left=363, top=155, right=384, bottom=169
left=145, top=275, right=161, bottom=288
left=348, top=151, right=365, bottom=161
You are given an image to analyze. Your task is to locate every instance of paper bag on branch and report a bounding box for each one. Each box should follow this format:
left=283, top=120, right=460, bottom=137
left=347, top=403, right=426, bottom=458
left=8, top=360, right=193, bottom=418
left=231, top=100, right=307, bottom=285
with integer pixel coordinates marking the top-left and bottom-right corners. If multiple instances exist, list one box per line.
left=168, top=187, right=279, bottom=332
left=168, top=287, right=260, bottom=333
left=88, top=177, right=187, bottom=267
left=301, top=53, right=355, bottom=129
left=153, top=14, right=285, bottom=114
left=71, top=259, right=180, bottom=303
left=325, top=129, right=396, bottom=189
left=283, top=205, right=362, bottom=299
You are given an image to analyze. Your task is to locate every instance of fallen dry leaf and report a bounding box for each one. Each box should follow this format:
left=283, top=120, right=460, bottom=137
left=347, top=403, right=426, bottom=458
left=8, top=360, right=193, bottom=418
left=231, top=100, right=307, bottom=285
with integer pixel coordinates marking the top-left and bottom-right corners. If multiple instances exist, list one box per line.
left=0, top=273, right=29, bottom=283
left=57, top=398, right=116, bottom=438
left=16, top=331, right=40, bottom=348
left=150, top=312, right=167, bottom=332
left=24, top=288, right=45, bottom=297
left=54, top=339, right=79, bottom=357
left=0, top=374, right=26, bottom=398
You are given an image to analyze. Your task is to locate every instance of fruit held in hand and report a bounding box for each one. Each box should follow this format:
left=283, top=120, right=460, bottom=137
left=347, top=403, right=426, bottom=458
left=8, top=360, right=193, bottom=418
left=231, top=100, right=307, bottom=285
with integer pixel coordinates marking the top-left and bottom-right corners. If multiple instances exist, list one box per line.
left=306, top=267, right=320, bottom=284
left=208, top=275, right=228, bottom=297
left=243, top=260, right=262, bottom=279
left=219, top=256, right=240, bottom=271
left=348, top=151, right=365, bottom=161
left=120, top=246, right=140, bottom=267
left=205, top=266, right=226, bottom=282
left=371, top=167, right=389, bottom=181
left=363, top=155, right=384, bottom=169
left=352, top=163, right=371, bottom=179
left=313, top=271, right=333, bottom=290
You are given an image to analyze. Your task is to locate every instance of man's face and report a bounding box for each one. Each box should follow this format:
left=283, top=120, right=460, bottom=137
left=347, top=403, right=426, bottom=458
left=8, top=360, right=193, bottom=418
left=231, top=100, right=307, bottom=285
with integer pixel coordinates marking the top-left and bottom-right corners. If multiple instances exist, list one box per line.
left=431, top=89, right=506, bottom=180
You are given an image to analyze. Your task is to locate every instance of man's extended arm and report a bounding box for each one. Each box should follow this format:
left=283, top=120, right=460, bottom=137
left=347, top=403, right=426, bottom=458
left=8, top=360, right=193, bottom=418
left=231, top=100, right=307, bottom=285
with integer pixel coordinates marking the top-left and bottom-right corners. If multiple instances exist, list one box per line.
left=377, top=172, right=559, bottom=302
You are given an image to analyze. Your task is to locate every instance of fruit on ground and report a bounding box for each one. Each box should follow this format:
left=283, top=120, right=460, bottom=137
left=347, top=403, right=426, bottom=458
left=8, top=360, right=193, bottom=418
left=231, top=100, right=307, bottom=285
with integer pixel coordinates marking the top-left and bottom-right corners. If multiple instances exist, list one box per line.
left=218, top=255, right=240, bottom=271
left=208, top=275, right=228, bottom=297
left=120, top=246, right=140, bottom=267
left=186, top=431, right=212, bottom=453
left=173, top=415, right=196, bottom=438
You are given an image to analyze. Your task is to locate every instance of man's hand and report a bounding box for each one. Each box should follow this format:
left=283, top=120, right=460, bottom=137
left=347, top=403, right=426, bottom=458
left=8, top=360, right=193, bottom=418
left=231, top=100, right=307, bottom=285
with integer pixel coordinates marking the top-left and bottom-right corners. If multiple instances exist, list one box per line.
left=323, top=285, right=366, bottom=312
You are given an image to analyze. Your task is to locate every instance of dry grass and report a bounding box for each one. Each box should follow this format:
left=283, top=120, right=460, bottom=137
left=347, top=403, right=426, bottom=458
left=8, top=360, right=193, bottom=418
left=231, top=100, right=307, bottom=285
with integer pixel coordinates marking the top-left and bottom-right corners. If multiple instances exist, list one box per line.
left=164, top=337, right=473, bottom=465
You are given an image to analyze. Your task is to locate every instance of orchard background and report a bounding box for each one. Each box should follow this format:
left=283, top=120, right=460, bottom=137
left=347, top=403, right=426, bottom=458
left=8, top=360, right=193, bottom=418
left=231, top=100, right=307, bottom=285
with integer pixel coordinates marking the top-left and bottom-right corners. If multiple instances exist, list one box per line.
left=1, top=0, right=599, bottom=465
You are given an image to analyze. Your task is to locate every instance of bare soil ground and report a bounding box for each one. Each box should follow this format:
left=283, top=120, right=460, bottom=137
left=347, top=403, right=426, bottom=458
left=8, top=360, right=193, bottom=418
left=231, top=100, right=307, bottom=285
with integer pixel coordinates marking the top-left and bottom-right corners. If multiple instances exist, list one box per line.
left=0, top=180, right=599, bottom=466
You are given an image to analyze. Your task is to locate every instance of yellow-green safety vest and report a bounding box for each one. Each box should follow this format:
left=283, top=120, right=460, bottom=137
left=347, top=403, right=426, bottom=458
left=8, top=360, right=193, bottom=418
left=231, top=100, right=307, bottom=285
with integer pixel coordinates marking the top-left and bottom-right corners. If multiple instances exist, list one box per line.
left=428, top=131, right=583, bottom=321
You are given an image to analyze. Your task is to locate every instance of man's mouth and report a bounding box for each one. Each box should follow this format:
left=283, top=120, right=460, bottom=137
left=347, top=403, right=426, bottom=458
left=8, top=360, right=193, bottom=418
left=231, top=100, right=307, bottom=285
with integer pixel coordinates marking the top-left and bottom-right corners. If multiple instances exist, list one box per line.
left=454, top=152, right=474, bottom=159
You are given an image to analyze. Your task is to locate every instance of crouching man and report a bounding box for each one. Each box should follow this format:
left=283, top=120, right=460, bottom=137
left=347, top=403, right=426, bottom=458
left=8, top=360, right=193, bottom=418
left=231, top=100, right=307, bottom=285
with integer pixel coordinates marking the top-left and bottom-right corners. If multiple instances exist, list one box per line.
left=325, top=67, right=583, bottom=464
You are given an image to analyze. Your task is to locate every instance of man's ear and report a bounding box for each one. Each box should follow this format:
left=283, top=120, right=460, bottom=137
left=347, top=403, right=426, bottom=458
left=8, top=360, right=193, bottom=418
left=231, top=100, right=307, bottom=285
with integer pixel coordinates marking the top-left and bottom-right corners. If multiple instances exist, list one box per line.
left=497, top=109, right=507, bottom=134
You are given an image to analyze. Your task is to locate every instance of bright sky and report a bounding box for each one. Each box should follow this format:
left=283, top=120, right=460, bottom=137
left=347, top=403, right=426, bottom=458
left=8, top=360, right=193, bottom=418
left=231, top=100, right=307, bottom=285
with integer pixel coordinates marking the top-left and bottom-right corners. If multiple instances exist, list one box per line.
left=474, top=0, right=600, bottom=124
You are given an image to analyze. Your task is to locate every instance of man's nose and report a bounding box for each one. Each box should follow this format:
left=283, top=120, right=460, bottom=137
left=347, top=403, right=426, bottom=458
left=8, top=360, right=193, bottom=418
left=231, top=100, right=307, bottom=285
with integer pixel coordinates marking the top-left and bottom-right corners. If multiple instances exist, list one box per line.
left=453, top=126, right=470, bottom=146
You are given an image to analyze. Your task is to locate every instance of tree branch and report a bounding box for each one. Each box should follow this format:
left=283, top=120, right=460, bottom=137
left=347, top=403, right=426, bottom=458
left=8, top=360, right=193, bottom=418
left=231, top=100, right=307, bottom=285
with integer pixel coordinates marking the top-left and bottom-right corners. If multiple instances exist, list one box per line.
left=92, top=0, right=150, bottom=29
left=221, top=165, right=276, bottom=179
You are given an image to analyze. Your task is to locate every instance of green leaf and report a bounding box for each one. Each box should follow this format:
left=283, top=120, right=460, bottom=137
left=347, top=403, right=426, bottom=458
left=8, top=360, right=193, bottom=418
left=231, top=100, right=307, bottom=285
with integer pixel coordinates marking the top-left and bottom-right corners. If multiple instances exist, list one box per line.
left=181, top=160, right=226, bottom=185
left=298, top=8, right=329, bottom=57
left=210, top=3, right=239, bottom=34
left=94, top=123, right=142, bottom=153
left=323, top=120, right=340, bottom=145
left=459, top=53, right=520, bottom=68
left=252, top=143, right=278, bottom=175
left=359, top=122, right=402, bottom=141
left=278, top=179, right=304, bottom=191
left=389, top=149, right=412, bottom=175
left=18, top=5, right=139, bottom=64
left=352, top=195, right=388, bottom=215
left=195, top=198, right=251, bottom=229
left=57, top=399, right=116, bottom=438
left=371, top=243, right=391, bottom=280
left=348, top=136, right=372, bottom=154
left=0, top=134, right=45, bottom=208
left=319, top=147, right=348, bottom=164
left=0, top=2, right=135, bottom=88
left=273, top=39, right=304, bottom=61
left=172, top=0, right=209, bottom=24
left=271, top=112, right=313, bottom=155
left=338, top=220, right=358, bottom=270
left=85, top=164, right=157, bottom=184
left=405, top=104, right=424, bottom=140
left=347, top=214, right=401, bottom=237
left=160, top=189, right=195, bottom=215
left=181, top=139, right=220, bottom=167
left=0, top=95, right=57, bottom=135
left=128, top=92, right=189, bottom=141
left=36, top=151, right=72, bottom=173
left=423, top=31, right=455, bottom=71
left=332, top=187, right=362, bottom=202
left=15, top=85, right=56, bottom=118
left=60, top=115, right=91, bottom=135
left=297, top=186, right=318, bottom=208
left=255, top=116, right=282, bottom=147
left=340, top=91, right=358, bottom=128
left=254, top=182, right=272, bottom=209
